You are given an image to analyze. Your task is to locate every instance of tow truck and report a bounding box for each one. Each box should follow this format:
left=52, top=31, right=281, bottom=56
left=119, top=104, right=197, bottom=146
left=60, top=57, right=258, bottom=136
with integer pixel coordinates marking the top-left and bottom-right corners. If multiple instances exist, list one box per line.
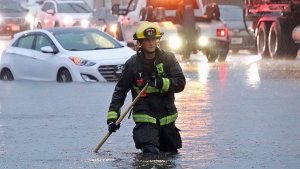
left=111, top=0, right=229, bottom=62
left=244, top=0, right=300, bottom=59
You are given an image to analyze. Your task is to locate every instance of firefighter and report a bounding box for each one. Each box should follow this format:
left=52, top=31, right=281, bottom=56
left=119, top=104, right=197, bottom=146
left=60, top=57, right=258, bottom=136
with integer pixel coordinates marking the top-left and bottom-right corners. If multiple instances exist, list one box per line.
left=106, top=21, right=186, bottom=154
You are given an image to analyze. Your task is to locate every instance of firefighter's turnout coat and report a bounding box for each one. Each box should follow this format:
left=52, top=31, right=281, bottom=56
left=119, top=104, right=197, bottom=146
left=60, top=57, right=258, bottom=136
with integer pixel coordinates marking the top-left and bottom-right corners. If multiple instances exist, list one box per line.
left=107, top=47, right=186, bottom=150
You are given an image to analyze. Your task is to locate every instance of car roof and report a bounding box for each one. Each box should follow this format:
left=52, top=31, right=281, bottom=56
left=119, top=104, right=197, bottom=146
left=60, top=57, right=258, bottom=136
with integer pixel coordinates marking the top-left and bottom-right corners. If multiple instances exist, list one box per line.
left=45, top=27, right=98, bottom=33
left=13, top=27, right=100, bottom=38
left=44, top=0, right=86, bottom=3
left=218, top=5, right=242, bottom=9
left=0, top=0, right=20, bottom=3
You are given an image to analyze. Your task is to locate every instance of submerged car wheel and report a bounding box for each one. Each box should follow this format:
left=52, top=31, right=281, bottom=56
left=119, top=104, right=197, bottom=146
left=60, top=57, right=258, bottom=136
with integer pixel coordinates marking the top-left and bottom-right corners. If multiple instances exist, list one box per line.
left=57, top=69, right=72, bottom=82
left=0, top=69, right=14, bottom=81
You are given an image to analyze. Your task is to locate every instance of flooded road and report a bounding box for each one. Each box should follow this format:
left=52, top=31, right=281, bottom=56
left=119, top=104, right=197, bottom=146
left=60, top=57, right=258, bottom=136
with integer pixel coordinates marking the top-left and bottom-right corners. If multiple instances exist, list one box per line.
left=1, top=51, right=300, bottom=168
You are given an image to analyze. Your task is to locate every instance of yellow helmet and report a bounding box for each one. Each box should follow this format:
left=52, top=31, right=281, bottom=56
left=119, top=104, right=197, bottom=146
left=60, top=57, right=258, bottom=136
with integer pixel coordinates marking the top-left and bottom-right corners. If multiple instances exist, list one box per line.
left=133, top=21, right=164, bottom=40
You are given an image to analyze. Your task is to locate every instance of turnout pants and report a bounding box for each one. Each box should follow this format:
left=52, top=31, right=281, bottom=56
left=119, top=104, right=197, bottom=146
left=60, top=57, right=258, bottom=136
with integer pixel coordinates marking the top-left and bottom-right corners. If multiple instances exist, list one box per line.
left=133, top=122, right=182, bottom=152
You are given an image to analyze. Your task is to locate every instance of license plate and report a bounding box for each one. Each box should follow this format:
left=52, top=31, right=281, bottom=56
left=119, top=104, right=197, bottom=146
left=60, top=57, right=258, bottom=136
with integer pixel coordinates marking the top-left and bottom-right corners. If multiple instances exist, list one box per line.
left=231, top=37, right=242, bottom=44
left=11, top=25, right=20, bottom=31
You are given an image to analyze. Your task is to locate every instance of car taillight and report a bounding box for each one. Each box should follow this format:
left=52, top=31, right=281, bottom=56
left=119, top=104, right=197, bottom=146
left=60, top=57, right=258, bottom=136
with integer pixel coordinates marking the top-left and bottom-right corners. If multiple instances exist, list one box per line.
left=217, top=29, right=227, bottom=37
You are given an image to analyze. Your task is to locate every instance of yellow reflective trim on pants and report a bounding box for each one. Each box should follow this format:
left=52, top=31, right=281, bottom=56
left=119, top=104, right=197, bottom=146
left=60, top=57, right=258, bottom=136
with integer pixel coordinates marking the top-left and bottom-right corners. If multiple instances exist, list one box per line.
left=133, top=113, right=178, bottom=126
left=159, top=112, right=178, bottom=125
left=107, top=111, right=118, bottom=120
left=160, top=78, right=170, bottom=93
left=132, top=114, right=157, bottom=124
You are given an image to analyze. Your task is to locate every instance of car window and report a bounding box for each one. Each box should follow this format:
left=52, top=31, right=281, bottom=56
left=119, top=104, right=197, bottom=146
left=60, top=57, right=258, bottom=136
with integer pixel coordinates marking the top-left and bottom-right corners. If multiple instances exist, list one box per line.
left=41, top=3, right=50, bottom=12
left=53, top=29, right=121, bottom=51
left=128, top=0, right=138, bottom=12
left=93, top=9, right=101, bottom=17
left=57, top=3, right=92, bottom=13
left=89, top=32, right=117, bottom=48
left=49, top=3, right=56, bottom=12
left=106, top=10, right=118, bottom=21
left=219, top=7, right=243, bottom=21
left=13, top=35, right=35, bottom=49
left=35, top=35, right=53, bottom=51
left=0, top=1, right=25, bottom=13
left=98, top=9, right=106, bottom=18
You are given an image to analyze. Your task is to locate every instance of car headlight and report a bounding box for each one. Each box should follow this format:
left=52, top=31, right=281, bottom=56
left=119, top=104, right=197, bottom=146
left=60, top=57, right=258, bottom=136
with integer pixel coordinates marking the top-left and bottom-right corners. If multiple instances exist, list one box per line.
left=63, top=15, right=74, bottom=25
left=26, top=14, right=34, bottom=23
left=168, top=35, right=181, bottom=49
left=80, top=19, right=89, bottom=28
left=109, top=24, right=117, bottom=33
left=198, top=37, right=209, bottom=46
left=69, top=57, right=96, bottom=66
left=26, top=14, right=34, bottom=29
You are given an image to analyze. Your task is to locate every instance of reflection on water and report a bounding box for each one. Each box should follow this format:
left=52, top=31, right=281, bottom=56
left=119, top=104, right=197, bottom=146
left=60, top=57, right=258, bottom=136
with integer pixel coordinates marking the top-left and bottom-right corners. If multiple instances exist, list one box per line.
left=89, top=151, right=180, bottom=168
left=132, top=153, right=179, bottom=169
left=175, top=61, right=229, bottom=167
left=245, top=63, right=260, bottom=89
left=2, top=56, right=300, bottom=168
left=0, top=103, right=4, bottom=156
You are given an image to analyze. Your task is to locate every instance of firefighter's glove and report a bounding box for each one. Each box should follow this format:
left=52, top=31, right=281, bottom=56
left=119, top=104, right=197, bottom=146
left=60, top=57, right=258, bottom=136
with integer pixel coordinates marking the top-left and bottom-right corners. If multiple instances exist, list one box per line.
left=148, top=76, right=163, bottom=89
left=108, top=121, right=120, bottom=133
left=148, top=77, right=170, bottom=92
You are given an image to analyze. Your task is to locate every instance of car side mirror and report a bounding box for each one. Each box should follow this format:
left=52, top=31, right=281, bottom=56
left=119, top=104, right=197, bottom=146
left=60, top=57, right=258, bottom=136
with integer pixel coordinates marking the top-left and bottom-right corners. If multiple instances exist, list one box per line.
left=41, top=46, right=58, bottom=54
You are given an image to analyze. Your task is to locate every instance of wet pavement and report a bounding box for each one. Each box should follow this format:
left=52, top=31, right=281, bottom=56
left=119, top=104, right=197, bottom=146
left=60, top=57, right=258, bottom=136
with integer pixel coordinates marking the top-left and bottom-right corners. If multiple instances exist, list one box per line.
left=1, top=53, right=300, bottom=168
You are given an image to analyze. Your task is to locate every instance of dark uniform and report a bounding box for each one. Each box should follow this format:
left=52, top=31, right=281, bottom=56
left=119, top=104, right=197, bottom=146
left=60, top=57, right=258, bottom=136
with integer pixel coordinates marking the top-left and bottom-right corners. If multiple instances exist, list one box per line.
left=107, top=47, right=186, bottom=153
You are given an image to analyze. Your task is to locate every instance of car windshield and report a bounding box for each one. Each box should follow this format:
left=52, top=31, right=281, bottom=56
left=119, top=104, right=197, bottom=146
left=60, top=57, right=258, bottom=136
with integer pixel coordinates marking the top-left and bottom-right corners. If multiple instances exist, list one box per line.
left=219, top=7, right=243, bottom=21
left=57, top=3, right=93, bottom=13
left=0, top=2, right=25, bottom=13
left=53, top=29, right=123, bottom=51
left=106, top=9, right=118, bottom=21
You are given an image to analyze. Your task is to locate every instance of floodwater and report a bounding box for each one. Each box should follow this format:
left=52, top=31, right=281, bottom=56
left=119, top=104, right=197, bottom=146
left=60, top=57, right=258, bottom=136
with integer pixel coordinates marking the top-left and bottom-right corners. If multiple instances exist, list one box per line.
left=1, top=54, right=300, bottom=168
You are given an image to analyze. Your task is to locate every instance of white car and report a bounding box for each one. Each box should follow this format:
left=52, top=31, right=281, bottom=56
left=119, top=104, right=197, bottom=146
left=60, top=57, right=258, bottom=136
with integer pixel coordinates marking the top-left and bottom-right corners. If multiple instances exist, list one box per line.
left=34, top=0, right=93, bottom=28
left=0, top=27, right=135, bottom=82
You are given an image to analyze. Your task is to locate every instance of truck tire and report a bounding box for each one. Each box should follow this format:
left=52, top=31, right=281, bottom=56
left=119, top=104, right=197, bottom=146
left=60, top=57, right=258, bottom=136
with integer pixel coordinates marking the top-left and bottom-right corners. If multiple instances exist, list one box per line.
left=218, top=53, right=227, bottom=62
left=207, top=53, right=218, bottom=63
left=115, top=22, right=124, bottom=41
left=144, top=6, right=154, bottom=21
left=269, top=21, right=298, bottom=59
left=36, top=23, right=42, bottom=29
left=182, top=47, right=191, bottom=60
left=139, top=8, right=146, bottom=21
left=268, top=22, right=284, bottom=59
left=257, top=22, right=270, bottom=58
